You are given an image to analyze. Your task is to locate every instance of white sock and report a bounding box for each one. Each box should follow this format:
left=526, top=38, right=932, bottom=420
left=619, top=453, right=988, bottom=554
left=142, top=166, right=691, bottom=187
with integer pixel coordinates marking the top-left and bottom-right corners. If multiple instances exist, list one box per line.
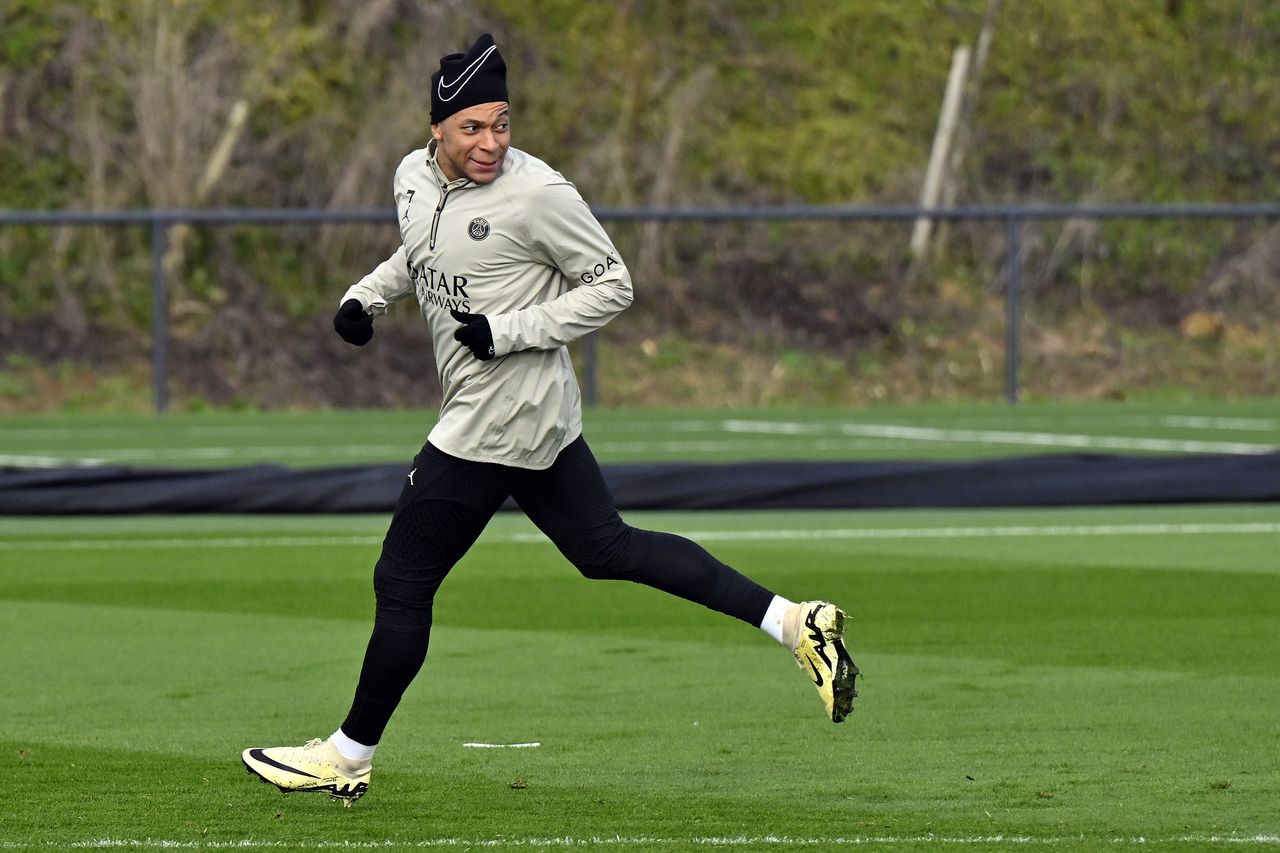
left=329, top=728, right=376, bottom=763
left=759, top=595, right=796, bottom=647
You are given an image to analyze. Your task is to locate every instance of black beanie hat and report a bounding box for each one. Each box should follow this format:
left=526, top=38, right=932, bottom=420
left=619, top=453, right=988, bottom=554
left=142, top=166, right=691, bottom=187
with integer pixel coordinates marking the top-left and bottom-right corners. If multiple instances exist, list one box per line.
left=430, top=34, right=508, bottom=124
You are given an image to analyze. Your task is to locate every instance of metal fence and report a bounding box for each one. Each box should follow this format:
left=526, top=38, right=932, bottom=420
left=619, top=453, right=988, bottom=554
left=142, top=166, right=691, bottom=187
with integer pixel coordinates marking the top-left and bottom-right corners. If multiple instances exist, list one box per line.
left=3, top=203, right=1278, bottom=411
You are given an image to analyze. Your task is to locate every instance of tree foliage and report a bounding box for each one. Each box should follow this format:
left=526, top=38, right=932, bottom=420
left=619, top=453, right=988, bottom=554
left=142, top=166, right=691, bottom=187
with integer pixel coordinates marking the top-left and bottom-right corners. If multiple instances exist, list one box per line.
left=1, top=0, right=1277, bottom=406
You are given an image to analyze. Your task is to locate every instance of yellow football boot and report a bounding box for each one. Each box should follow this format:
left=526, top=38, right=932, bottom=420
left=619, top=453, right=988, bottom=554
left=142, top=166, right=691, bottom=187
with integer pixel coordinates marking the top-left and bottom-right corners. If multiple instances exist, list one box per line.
left=791, top=601, right=859, bottom=723
left=242, top=738, right=371, bottom=806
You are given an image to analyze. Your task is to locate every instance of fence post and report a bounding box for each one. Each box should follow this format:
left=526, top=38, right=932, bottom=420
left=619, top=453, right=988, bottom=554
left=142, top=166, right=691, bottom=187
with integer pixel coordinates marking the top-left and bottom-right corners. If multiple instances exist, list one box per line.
left=150, top=216, right=169, bottom=414
left=1003, top=213, right=1021, bottom=403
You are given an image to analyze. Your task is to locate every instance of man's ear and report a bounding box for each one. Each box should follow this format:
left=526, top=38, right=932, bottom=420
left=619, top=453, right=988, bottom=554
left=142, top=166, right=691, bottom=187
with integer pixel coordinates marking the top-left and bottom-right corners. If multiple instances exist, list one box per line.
left=430, top=123, right=443, bottom=142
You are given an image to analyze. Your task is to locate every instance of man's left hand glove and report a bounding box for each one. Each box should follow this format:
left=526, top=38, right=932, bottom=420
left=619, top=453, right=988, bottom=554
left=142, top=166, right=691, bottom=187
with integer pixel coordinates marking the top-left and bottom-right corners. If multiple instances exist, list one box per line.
left=451, top=309, right=495, bottom=361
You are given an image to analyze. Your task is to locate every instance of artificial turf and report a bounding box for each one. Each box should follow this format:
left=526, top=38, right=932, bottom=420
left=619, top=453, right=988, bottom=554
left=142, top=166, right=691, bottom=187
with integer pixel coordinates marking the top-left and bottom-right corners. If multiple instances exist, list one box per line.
left=4, top=398, right=1280, bottom=468
left=3, top=504, right=1278, bottom=850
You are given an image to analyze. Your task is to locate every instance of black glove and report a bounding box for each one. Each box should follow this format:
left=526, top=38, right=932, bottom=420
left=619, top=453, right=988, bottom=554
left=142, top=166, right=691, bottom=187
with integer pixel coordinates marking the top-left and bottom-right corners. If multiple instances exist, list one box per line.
left=334, top=299, right=374, bottom=346
left=451, top=309, right=495, bottom=360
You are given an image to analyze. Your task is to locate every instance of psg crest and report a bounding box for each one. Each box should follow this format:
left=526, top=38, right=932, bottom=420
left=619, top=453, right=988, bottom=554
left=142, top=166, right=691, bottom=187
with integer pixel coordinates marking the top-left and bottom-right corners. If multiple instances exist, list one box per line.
left=468, top=218, right=490, bottom=240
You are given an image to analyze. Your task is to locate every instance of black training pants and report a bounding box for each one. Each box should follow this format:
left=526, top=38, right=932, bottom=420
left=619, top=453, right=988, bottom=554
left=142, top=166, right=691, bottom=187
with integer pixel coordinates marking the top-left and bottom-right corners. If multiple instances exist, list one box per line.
left=340, top=435, right=775, bottom=745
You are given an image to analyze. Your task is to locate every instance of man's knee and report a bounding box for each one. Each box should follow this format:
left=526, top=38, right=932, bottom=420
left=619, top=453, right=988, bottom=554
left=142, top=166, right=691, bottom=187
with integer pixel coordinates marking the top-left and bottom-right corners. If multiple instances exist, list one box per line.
left=575, top=560, right=625, bottom=581
left=372, top=555, right=440, bottom=632
left=565, top=525, right=645, bottom=581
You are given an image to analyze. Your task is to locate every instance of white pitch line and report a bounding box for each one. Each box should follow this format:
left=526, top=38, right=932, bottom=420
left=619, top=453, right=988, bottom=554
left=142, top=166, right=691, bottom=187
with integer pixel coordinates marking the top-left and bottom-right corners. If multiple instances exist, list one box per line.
left=592, top=439, right=889, bottom=454
left=0, top=536, right=385, bottom=551
left=641, top=522, right=1280, bottom=542
left=0, top=454, right=108, bottom=468
left=3, top=439, right=917, bottom=468
left=462, top=741, right=541, bottom=748
left=2, top=834, right=1275, bottom=848
left=0, top=425, right=421, bottom=441
left=20, top=445, right=410, bottom=463
left=2, top=523, right=1279, bottom=552
left=1163, top=415, right=1280, bottom=431
left=721, top=420, right=1279, bottom=455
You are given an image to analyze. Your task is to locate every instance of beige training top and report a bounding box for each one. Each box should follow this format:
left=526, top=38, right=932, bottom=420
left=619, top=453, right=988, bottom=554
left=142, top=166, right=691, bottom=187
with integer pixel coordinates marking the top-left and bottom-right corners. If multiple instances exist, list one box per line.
left=342, top=141, right=633, bottom=469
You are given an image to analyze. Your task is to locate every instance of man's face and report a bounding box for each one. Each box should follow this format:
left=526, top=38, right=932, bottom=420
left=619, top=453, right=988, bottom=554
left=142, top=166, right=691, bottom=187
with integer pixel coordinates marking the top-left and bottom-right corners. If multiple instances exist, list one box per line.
left=431, top=102, right=511, bottom=184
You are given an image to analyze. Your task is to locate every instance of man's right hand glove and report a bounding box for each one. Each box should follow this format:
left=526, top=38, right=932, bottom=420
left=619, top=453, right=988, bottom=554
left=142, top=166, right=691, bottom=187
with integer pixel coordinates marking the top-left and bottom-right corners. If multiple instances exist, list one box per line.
left=334, top=299, right=374, bottom=346
left=451, top=309, right=496, bottom=360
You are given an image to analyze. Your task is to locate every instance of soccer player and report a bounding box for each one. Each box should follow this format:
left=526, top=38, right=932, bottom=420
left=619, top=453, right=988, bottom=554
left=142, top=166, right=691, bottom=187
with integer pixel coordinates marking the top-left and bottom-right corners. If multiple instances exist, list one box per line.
left=241, top=34, right=857, bottom=805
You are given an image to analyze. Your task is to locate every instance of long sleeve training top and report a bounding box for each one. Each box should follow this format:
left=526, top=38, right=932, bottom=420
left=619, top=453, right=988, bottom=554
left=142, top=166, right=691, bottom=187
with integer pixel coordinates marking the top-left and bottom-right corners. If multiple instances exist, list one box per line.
left=342, top=140, right=633, bottom=469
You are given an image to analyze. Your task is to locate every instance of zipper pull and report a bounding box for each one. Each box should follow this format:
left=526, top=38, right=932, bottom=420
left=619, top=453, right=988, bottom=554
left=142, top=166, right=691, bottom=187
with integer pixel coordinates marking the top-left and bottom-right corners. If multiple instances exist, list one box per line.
left=429, top=186, right=449, bottom=251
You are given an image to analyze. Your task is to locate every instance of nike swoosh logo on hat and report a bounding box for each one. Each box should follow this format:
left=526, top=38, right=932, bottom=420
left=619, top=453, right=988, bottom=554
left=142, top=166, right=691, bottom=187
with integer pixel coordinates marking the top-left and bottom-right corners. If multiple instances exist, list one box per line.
left=437, top=44, right=498, bottom=103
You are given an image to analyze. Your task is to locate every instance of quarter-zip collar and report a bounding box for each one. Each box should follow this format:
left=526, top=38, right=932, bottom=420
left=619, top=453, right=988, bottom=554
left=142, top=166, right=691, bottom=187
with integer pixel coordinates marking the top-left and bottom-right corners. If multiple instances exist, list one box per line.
left=426, top=139, right=476, bottom=191
left=425, top=139, right=479, bottom=251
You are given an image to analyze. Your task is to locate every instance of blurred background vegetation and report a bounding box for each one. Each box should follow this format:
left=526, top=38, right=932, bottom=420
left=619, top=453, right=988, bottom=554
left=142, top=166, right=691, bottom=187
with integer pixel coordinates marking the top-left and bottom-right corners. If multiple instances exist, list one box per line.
left=1, top=0, right=1278, bottom=411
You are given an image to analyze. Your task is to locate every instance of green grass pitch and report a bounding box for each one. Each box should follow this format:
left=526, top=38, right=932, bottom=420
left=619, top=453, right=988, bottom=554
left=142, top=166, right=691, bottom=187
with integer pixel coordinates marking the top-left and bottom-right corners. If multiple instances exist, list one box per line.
left=5, top=398, right=1280, bottom=468
left=2, top=505, right=1278, bottom=851
left=2, top=401, right=1279, bottom=849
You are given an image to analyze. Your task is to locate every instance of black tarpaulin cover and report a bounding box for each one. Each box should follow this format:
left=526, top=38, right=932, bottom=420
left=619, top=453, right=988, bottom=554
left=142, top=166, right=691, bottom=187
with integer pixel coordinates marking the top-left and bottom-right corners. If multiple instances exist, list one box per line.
left=2, top=452, right=1278, bottom=514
